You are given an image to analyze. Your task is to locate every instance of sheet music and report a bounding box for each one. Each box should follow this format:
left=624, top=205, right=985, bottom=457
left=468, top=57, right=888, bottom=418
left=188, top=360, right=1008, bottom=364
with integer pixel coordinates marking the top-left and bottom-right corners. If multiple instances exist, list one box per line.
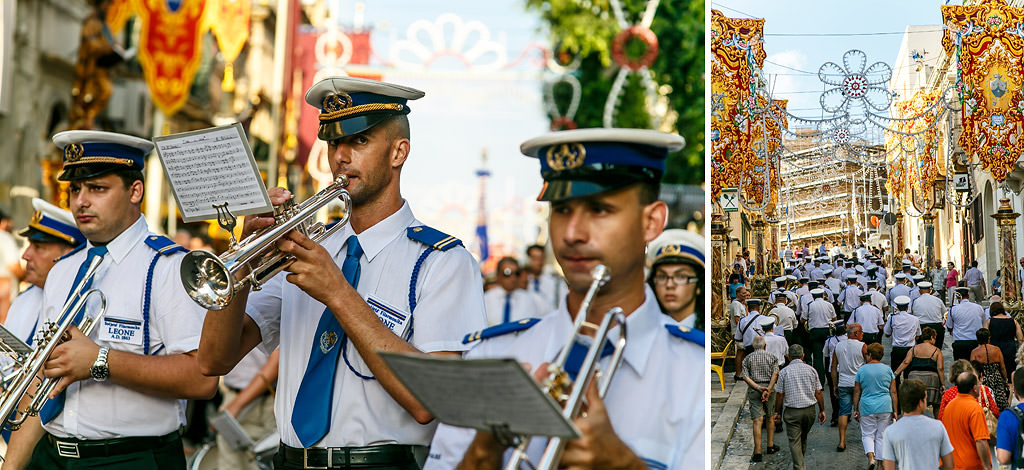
left=154, top=123, right=272, bottom=223
left=0, top=323, right=30, bottom=358
left=381, top=353, right=579, bottom=439
left=210, top=411, right=255, bottom=451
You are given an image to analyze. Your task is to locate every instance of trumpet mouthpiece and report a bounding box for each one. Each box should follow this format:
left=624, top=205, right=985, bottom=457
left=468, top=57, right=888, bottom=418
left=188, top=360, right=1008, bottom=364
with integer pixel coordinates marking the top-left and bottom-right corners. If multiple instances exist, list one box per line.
left=590, top=264, right=610, bottom=283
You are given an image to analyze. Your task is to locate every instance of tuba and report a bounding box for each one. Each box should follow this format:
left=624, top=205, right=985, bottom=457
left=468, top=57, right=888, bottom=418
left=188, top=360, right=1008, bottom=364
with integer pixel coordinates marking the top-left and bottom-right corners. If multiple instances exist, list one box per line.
left=504, top=265, right=628, bottom=470
left=0, top=255, right=107, bottom=430
left=181, top=174, right=352, bottom=310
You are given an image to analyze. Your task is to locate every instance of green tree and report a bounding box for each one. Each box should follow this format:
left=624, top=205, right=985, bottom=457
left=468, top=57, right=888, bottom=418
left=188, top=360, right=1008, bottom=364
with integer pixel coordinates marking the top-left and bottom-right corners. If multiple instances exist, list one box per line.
left=526, top=0, right=704, bottom=185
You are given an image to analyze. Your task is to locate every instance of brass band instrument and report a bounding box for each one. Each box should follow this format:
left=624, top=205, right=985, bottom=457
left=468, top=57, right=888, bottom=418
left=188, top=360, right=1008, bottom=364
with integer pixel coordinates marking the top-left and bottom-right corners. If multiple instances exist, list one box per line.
left=505, top=264, right=628, bottom=470
left=181, top=174, right=352, bottom=310
left=0, top=255, right=107, bottom=430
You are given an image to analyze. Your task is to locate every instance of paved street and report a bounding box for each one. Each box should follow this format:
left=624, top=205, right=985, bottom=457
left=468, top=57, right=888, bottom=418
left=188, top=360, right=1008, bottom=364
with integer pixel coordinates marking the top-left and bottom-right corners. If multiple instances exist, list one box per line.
left=714, top=330, right=960, bottom=470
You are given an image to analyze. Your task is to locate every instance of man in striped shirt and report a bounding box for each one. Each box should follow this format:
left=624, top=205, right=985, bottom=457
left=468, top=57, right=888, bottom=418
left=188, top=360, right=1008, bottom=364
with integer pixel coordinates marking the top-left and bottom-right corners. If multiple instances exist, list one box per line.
left=774, top=344, right=826, bottom=470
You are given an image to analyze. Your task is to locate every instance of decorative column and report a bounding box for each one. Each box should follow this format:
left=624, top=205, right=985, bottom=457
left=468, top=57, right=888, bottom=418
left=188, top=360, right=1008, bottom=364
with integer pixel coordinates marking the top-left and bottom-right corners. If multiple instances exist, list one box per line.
left=922, top=209, right=936, bottom=278
left=894, top=213, right=905, bottom=266
left=767, top=210, right=782, bottom=277
left=710, top=212, right=731, bottom=352
left=750, top=215, right=771, bottom=298
left=992, top=198, right=1021, bottom=309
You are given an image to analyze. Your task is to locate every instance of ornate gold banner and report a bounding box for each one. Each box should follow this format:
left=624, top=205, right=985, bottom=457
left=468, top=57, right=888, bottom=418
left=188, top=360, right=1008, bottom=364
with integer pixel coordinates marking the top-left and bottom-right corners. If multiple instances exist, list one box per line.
left=136, top=0, right=208, bottom=116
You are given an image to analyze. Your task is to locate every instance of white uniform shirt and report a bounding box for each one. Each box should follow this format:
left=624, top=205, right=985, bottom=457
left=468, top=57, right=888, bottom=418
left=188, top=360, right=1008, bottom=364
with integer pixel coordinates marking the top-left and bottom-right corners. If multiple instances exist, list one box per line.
left=824, top=277, right=842, bottom=297
left=910, top=293, right=946, bottom=324
left=868, top=289, right=887, bottom=313
left=246, top=202, right=487, bottom=447
left=527, top=271, right=564, bottom=308
left=483, top=288, right=549, bottom=327
left=39, top=217, right=204, bottom=439
left=5, top=286, right=42, bottom=343
left=944, top=300, right=986, bottom=341
left=824, top=333, right=847, bottom=371
left=809, top=267, right=825, bottom=283
left=849, top=304, right=884, bottom=334
left=857, top=275, right=869, bottom=291
left=838, top=285, right=863, bottom=313
left=887, top=284, right=912, bottom=307
left=876, top=268, right=888, bottom=285
left=764, top=331, right=788, bottom=366
left=735, top=313, right=767, bottom=347
left=425, top=287, right=703, bottom=469
left=806, top=299, right=836, bottom=329
left=222, top=346, right=271, bottom=391
left=769, top=304, right=798, bottom=332
left=884, top=311, right=921, bottom=347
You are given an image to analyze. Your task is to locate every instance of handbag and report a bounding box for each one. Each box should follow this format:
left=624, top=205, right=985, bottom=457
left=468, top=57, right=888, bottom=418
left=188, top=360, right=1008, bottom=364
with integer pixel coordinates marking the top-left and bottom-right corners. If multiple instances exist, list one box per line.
left=980, top=388, right=999, bottom=442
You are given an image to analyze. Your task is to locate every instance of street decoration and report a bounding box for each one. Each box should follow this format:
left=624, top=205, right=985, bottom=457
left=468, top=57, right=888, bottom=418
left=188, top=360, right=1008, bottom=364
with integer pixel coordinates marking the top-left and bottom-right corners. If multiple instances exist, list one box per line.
left=136, top=0, right=207, bottom=115
left=943, top=0, right=1024, bottom=183
left=207, top=0, right=251, bottom=92
left=709, top=9, right=765, bottom=201
left=885, top=88, right=943, bottom=213
left=602, top=0, right=664, bottom=129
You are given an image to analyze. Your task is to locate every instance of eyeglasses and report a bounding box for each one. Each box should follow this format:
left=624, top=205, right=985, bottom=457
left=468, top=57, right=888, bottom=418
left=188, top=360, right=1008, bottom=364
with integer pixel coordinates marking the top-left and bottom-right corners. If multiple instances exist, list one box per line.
left=653, top=274, right=700, bottom=285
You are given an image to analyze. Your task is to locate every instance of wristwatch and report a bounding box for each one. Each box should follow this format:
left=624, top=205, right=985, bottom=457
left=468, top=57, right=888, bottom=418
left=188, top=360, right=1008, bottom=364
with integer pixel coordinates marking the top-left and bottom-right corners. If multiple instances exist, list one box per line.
left=91, top=347, right=110, bottom=382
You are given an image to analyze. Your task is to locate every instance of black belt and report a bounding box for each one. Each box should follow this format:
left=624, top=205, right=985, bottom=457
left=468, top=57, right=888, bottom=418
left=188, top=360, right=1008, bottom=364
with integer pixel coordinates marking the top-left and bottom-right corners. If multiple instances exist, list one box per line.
left=279, top=443, right=425, bottom=469
left=46, top=431, right=179, bottom=459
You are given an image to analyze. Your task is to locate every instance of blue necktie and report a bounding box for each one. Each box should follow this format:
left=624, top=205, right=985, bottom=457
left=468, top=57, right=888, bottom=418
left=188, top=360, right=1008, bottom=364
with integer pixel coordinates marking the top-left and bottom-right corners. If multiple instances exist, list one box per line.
left=40, top=245, right=107, bottom=424
left=564, top=339, right=615, bottom=382
left=533, top=278, right=540, bottom=292
left=291, top=235, right=361, bottom=447
left=503, top=293, right=512, bottom=323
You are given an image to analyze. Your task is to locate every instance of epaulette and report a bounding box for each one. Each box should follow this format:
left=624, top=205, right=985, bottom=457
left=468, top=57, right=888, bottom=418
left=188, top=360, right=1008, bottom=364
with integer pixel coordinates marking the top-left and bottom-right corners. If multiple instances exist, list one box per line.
left=54, top=243, right=86, bottom=262
left=463, top=318, right=540, bottom=344
left=665, top=324, right=704, bottom=347
left=144, top=235, right=187, bottom=256
left=407, top=226, right=462, bottom=252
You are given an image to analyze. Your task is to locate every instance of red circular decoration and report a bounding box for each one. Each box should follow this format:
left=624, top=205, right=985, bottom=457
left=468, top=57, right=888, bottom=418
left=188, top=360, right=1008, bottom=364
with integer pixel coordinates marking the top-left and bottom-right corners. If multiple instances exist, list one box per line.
left=550, top=117, right=578, bottom=130
left=612, top=25, right=659, bottom=71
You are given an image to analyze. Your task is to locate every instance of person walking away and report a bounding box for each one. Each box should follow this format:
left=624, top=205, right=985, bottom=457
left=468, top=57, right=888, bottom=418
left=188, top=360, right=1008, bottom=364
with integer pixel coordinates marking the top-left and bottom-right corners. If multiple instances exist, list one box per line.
left=774, top=344, right=826, bottom=470
left=947, top=287, right=986, bottom=361
left=941, top=372, right=992, bottom=470
left=964, top=261, right=987, bottom=304
left=742, top=336, right=781, bottom=462
left=984, top=302, right=1022, bottom=381
left=881, top=379, right=954, bottom=470
left=893, top=327, right=945, bottom=417
left=970, top=328, right=1011, bottom=410
left=824, top=321, right=848, bottom=427
left=947, top=262, right=961, bottom=305
left=854, top=343, right=898, bottom=470
left=932, top=261, right=949, bottom=307
left=886, top=296, right=921, bottom=387
left=996, top=368, right=1024, bottom=469
left=913, top=282, right=948, bottom=350
left=833, top=323, right=867, bottom=452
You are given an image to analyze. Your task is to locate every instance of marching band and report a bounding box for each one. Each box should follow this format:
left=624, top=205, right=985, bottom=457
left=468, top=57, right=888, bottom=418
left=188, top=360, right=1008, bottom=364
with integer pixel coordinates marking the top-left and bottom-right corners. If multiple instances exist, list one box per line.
left=0, top=77, right=704, bottom=470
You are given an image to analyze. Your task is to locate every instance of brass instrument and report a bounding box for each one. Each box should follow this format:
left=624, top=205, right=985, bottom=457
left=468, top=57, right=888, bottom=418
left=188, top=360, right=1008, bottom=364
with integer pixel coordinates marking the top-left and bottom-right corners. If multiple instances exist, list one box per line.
left=0, top=255, right=107, bottom=430
left=181, top=175, right=352, bottom=310
left=504, top=265, right=628, bottom=470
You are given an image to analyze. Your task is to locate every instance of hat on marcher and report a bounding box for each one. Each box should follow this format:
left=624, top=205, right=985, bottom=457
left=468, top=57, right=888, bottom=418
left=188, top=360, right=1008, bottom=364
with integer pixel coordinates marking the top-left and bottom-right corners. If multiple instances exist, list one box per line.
left=305, top=76, right=424, bottom=141
left=52, top=130, right=153, bottom=181
left=18, top=198, right=84, bottom=246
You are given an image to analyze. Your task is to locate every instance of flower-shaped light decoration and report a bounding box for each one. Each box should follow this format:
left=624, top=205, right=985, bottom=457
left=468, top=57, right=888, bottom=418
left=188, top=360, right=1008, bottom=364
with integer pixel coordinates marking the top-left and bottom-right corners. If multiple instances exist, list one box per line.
left=818, top=50, right=894, bottom=114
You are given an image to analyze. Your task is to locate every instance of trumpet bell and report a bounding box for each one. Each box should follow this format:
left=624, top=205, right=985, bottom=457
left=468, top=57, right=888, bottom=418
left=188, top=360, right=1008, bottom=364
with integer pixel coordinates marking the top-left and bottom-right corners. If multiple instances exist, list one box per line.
left=181, top=250, right=235, bottom=311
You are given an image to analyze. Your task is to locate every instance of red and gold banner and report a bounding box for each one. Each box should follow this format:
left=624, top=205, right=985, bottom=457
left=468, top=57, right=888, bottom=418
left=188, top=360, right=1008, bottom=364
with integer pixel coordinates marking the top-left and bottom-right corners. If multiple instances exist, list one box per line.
left=106, top=0, right=135, bottom=35
left=207, top=0, right=250, bottom=92
left=885, top=89, right=942, bottom=207
left=710, top=9, right=765, bottom=201
left=943, top=0, right=1024, bottom=182
left=136, top=0, right=208, bottom=116
left=742, top=98, right=787, bottom=209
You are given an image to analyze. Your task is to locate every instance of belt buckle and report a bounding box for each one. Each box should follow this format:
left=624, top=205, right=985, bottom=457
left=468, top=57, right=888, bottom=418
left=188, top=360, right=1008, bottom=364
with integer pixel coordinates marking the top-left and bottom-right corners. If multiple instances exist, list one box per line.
left=304, top=447, right=330, bottom=470
left=56, top=440, right=80, bottom=459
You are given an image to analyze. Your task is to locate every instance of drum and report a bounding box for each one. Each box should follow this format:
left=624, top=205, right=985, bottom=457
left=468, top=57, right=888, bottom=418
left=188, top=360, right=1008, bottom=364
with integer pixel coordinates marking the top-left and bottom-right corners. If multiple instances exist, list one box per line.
left=189, top=441, right=219, bottom=470
left=253, top=430, right=280, bottom=470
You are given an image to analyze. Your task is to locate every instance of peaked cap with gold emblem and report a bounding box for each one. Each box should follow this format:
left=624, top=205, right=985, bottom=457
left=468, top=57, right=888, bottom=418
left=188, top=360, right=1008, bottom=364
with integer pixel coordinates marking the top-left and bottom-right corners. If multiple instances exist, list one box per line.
left=52, top=130, right=154, bottom=181
left=18, top=198, right=84, bottom=246
left=304, top=76, right=425, bottom=141
left=519, top=128, right=684, bottom=201
left=648, top=228, right=704, bottom=269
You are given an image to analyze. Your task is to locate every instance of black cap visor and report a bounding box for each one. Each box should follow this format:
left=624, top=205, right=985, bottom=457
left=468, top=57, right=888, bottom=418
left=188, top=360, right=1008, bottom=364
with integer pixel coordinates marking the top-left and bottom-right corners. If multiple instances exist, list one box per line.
left=318, top=109, right=409, bottom=142
left=537, top=164, right=660, bottom=202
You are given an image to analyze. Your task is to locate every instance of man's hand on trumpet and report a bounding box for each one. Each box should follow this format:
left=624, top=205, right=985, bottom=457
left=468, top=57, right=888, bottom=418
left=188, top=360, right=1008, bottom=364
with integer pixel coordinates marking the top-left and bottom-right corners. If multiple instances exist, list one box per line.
left=239, top=186, right=293, bottom=239
left=277, top=230, right=350, bottom=306
left=42, top=326, right=99, bottom=397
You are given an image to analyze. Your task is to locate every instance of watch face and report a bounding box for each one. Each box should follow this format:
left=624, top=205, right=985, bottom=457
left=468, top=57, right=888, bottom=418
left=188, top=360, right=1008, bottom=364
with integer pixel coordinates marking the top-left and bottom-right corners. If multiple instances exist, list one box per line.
left=91, top=364, right=108, bottom=381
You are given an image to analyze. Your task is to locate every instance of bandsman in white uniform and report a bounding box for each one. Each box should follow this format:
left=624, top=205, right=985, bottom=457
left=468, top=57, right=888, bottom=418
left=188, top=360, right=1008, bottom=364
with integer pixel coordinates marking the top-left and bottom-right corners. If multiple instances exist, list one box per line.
left=197, top=77, right=488, bottom=470
left=849, top=293, right=884, bottom=345
left=806, top=289, right=837, bottom=383
left=3, top=199, right=85, bottom=346
left=768, top=276, right=798, bottom=308
left=737, top=299, right=768, bottom=354
left=647, top=228, right=704, bottom=330
left=945, top=287, right=986, bottom=361
left=909, top=274, right=926, bottom=301
left=427, top=128, right=703, bottom=469
left=911, top=282, right=946, bottom=349
left=885, top=295, right=921, bottom=386
left=837, top=275, right=863, bottom=322
left=887, top=273, right=912, bottom=309
left=855, top=266, right=869, bottom=291
left=768, top=295, right=798, bottom=345
left=523, top=244, right=565, bottom=309
left=483, top=257, right=551, bottom=327
left=865, top=280, right=888, bottom=316
left=762, top=318, right=789, bottom=367
left=7, top=131, right=218, bottom=470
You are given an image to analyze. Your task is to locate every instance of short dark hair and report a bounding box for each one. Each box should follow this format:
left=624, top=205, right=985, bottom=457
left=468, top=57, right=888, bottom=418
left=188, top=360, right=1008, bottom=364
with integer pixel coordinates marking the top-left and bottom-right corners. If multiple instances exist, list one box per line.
left=1014, top=367, right=1024, bottom=398
left=976, top=327, right=991, bottom=345
left=113, top=169, right=145, bottom=188
left=526, top=245, right=544, bottom=256
left=496, top=256, right=518, bottom=271
left=637, top=182, right=660, bottom=205
left=991, top=302, right=1005, bottom=318
left=972, top=260, right=979, bottom=267
left=956, top=371, right=978, bottom=394
left=920, top=326, right=936, bottom=342
left=899, top=379, right=927, bottom=413
left=380, top=114, right=411, bottom=141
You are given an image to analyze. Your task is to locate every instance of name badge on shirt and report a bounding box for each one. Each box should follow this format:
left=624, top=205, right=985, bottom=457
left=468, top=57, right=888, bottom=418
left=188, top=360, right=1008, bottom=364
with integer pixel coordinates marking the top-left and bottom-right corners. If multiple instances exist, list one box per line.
left=366, top=295, right=411, bottom=339
left=99, top=317, right=143, bottom=346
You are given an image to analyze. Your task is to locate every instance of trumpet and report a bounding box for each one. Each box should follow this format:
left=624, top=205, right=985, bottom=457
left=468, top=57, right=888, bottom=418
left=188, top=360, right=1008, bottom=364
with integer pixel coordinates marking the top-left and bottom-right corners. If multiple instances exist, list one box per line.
left=181, top=174, right=352, bottom=310
left=0, top=255, right=107, bottom=430
left=505, top=264, right=628, bottom=470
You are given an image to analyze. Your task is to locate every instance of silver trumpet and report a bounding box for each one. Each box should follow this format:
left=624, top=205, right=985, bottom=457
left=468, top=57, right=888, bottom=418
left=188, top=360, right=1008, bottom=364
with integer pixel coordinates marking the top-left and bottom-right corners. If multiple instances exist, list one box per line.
left=505, top=264, right=628, bottom=470
left=0, top=255, right=107, bottom=431
left=181, top=174, right=352, bottom=310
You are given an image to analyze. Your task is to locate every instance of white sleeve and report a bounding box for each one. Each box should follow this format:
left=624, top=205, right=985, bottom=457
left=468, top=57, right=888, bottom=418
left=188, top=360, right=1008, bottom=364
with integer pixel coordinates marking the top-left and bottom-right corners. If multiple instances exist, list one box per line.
left=408, top=247, right=488, bottom=353
left=245, top=273, right=284, bottom=354
left=150, top=253, right=207, bottom=354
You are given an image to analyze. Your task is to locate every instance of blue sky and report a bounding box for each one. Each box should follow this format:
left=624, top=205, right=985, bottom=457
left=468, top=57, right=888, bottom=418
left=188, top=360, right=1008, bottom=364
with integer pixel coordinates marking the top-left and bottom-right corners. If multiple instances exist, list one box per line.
left=711, top=0, right=955, bottom=120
